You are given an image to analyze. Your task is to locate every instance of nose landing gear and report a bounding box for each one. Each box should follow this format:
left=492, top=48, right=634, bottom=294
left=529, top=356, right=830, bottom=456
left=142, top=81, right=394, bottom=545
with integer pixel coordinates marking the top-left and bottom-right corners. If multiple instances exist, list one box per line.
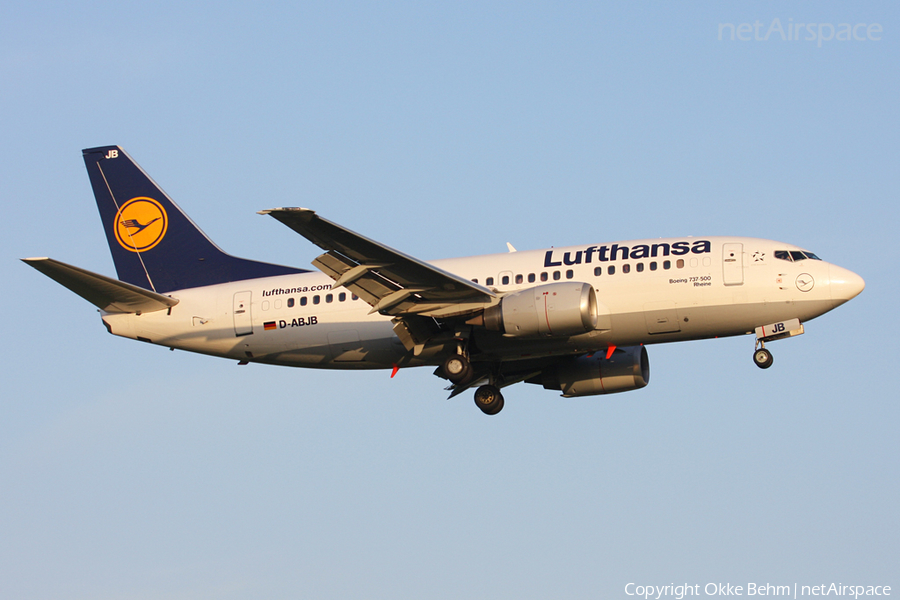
left=752, top=318, right=804, bottom=369
left=753, top=343, right=774, bottom=369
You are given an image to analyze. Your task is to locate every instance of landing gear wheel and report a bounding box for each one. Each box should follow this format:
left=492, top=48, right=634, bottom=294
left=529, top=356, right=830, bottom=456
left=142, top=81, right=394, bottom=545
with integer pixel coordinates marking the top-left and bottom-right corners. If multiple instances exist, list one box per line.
left=753, top=348, right=774, bottom=369
left=474, top=385, right=504, bottom=415
left=442, top=354, right=473, bottom=384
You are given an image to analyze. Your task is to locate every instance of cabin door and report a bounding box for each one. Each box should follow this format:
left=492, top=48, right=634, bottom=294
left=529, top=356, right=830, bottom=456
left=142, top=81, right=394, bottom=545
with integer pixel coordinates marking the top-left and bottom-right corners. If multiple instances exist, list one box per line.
left=723, top=243, right=744, bottom=286
left=233, top=291, right=253, bottom=336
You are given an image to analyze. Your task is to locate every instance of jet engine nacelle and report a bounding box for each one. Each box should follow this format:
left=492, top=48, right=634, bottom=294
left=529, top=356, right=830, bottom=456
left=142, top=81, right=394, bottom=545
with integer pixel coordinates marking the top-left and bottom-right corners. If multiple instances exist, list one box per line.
left=483, top=282, right=599, bottom=337
left=530, top=346, right=650, bottom=397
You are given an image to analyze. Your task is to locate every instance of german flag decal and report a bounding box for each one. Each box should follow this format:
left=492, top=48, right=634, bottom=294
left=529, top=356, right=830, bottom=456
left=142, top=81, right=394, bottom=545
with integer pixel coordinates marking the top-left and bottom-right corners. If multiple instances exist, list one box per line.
left=264, top=321, right=277, bottom=331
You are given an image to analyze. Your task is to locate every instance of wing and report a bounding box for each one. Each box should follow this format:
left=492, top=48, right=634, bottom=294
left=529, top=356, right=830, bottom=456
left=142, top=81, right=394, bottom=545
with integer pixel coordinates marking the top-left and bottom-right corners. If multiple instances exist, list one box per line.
left=259, top=208, right=497, bottom=319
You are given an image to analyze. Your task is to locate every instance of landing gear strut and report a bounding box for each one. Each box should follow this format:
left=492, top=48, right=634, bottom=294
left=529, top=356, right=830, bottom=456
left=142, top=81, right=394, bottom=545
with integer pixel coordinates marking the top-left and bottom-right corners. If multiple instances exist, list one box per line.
left=474, top=384, right=504, bottom=415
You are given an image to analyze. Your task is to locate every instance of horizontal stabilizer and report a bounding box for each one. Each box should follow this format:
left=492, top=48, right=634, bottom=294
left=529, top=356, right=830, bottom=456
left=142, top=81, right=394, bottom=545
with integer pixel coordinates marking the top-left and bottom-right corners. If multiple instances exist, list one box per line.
left=21, top=257, right=179, bottom=314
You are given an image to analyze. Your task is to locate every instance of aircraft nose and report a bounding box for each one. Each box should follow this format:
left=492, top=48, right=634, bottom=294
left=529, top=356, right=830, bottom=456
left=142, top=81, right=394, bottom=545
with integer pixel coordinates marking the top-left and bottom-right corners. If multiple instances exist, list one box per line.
left=829, top=265, right=865, bottom=306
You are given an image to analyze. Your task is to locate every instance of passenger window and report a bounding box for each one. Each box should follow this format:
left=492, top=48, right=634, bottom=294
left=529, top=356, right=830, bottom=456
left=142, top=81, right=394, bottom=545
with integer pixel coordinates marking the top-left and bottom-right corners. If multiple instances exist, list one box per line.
left=540, top=272, right=548, bottom=282
left=515, top=274, right=523, bottom=284
left=553, top=271, right=561, bottom=281
left=623, top=264, right=630, bottom=274
left=608, top=265, right=616, bottom=275
left=663, top=260, right=671, bottom=270
left=486, top=277, right=494, bottom=286
left=472, top=278, right=478, bottom=284
left=287, top=298, right=295, bottom=308
left=300, top=297, right=308, bottom=306
left=636, top=263, right=644, bottom=272
left=351, top=294, right=358, bottom=301
left=339, top=292, right=346, bottom=302
left=650, top=262, right=657, bottom=271
left=566, top=269, right=574, bottom=279
left=326, top=294, right=333, bottom=303
left=676, top=259, right=685, bottom=269
left=594, top=266, right=602, bottom=276
left=528, top=273, right=536, bottom=283
left=313, top=295, right=320, bottom=305
left=501, top=275, right=510, bottom=285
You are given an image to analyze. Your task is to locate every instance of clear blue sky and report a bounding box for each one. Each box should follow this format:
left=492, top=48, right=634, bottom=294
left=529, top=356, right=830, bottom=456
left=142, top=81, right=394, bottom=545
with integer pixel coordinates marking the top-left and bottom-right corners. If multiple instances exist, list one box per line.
left=2, top=2, right=897, bottom=599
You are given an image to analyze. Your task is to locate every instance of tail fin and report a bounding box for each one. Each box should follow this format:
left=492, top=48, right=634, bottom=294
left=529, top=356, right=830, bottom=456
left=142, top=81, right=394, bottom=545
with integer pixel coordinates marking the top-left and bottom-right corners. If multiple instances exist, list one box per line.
left=83, top=146, right=305, bottom=292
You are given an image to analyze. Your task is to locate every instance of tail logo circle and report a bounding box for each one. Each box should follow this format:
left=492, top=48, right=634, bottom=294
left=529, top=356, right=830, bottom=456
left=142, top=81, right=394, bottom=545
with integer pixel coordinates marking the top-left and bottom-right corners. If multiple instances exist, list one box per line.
left=114, top=197, right=168, bottom=252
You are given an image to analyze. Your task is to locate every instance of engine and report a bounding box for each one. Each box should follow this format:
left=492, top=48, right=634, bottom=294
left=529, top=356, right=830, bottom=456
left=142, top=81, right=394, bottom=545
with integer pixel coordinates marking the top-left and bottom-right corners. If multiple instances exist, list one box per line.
left=528, top=346, right=650, bottom=397
left=482, top=282, right=599, bottom=337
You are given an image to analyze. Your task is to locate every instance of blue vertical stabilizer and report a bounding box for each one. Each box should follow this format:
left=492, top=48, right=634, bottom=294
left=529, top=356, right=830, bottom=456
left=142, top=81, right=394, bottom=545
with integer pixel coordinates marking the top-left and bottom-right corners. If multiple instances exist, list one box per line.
left=83, top=146, right=305, bottom=292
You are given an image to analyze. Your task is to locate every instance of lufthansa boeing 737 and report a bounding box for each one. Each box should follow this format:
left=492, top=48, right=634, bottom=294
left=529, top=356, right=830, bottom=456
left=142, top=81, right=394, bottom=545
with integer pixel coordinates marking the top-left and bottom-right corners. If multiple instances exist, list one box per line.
left=23, top=146, right=865, bottom=414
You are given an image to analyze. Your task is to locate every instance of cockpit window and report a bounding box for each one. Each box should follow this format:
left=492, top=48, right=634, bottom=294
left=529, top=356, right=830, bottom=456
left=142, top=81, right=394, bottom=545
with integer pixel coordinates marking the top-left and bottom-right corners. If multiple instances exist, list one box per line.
left=775, top=250, right=822, bottom=262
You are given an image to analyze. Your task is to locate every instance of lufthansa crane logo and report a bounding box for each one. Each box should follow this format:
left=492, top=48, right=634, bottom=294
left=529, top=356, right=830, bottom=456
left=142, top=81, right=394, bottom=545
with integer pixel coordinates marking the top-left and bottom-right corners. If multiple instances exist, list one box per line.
left=796, top=273, right=815, bottom=292
left=114, top=197, right=168, bottom=252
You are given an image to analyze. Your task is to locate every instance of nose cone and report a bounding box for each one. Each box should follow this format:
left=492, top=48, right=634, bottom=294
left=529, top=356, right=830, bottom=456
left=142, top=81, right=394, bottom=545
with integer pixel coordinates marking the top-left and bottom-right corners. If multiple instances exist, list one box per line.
left=829, top=265, right=865, bottom=306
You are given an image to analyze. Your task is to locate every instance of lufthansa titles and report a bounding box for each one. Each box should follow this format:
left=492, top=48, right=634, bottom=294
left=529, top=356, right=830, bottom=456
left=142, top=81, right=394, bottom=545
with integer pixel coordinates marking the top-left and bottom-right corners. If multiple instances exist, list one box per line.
left=544, top=240, right=712, bottom=268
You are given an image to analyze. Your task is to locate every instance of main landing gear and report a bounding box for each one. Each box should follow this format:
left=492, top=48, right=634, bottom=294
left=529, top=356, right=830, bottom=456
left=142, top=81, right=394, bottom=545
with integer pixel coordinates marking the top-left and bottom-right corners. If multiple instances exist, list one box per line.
left=473, top=384, right=504, bottom=415
left=440, top=349, right=506, bottom=415
left=441, top=353, right=473, bottom=385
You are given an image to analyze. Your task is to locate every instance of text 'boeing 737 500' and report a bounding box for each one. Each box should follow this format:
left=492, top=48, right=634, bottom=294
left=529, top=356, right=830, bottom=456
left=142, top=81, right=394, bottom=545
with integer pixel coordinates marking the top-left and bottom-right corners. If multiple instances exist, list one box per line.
left=23, top=146, right=865, bottom=415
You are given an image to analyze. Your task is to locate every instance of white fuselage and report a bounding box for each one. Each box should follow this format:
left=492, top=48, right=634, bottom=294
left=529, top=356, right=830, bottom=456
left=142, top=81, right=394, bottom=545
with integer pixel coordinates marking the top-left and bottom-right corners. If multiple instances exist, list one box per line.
left=100, top=236, right=863, bottom=369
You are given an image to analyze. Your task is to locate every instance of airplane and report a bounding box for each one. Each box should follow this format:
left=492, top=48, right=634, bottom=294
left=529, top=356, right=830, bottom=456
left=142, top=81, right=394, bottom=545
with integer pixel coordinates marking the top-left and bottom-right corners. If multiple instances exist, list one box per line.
left=23, top=146, right=865, bottom=415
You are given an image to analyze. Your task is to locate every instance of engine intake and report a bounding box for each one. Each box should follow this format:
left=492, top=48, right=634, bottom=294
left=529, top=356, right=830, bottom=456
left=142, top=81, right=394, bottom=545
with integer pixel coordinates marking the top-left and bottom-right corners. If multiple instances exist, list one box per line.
left=529, top=346, right=650, bottom=397
left=483, top=282, right=599, bottom=337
